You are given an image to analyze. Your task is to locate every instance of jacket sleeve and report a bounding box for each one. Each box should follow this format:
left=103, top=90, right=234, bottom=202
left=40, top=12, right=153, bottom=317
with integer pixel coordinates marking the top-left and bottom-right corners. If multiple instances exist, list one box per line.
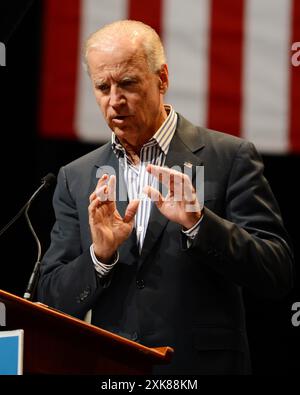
left=37, top=167, right=112, bottom=319
left=191, top=140, right=294, bottom=299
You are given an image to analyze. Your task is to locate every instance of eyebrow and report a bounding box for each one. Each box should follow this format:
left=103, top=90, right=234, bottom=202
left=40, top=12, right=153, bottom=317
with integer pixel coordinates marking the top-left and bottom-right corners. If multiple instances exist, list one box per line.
left=94, top=75, right=139, bottom=85
left=92, top=77, right=104, bottom=85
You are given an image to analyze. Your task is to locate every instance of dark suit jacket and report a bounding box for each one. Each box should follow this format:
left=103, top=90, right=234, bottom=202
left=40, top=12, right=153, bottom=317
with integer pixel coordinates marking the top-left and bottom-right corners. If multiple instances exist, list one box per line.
left=37, top=114, right=294, bottom=374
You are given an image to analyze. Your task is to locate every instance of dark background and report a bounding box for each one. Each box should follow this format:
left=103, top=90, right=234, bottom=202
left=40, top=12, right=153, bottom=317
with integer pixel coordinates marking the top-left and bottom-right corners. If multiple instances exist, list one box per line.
left=0, top=1, right=299, bottom=375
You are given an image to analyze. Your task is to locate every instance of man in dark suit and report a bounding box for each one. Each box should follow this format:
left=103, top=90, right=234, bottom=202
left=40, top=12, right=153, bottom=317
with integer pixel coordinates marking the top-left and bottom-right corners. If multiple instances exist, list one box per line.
left=37, top=20, right=294, bottom=374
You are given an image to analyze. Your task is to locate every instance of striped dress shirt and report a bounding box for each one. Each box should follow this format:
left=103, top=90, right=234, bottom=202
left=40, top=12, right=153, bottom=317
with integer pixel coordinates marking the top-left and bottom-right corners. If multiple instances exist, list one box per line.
left=112, top=105, right=177, bottom=252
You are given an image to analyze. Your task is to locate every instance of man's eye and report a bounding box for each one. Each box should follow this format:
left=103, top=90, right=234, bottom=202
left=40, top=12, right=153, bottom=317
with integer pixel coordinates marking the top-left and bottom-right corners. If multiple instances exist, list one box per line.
left=120, top=80, right=136, bottom=88
left=96, top=84, right=109, bottom=92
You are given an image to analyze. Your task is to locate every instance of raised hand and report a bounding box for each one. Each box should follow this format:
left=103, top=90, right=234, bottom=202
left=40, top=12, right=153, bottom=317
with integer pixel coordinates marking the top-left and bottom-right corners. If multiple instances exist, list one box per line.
left=89, top=174, right=139, bottom=263
left=144, top=164, right=202, bottom=229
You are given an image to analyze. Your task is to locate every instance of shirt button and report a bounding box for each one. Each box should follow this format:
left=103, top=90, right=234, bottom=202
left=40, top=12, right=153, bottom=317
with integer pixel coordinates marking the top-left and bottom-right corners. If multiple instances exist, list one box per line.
left=136, top=279, right=145, bottom=289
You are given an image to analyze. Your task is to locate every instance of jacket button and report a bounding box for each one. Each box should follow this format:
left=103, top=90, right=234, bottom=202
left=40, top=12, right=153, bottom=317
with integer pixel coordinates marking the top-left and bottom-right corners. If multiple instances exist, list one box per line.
left=136, top=279, right=145, bottom=289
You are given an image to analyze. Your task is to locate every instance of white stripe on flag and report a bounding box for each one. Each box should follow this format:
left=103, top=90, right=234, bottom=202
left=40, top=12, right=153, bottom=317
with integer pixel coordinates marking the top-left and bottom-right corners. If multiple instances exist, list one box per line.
left=242, top=0, right=292, bottom=153
left=75, top=0, right=127, bottom=142
left=164, top=0, right=210, bottom=127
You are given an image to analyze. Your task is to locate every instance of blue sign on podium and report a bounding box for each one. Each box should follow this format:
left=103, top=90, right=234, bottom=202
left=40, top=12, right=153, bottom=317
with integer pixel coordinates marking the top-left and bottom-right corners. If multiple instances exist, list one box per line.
left=0, top=329, right=24, bottom=375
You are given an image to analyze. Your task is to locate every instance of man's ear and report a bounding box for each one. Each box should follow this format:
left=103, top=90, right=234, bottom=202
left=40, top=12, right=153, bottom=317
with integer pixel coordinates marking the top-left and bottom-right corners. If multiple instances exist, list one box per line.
left=158, top=64, right=169, bottom=94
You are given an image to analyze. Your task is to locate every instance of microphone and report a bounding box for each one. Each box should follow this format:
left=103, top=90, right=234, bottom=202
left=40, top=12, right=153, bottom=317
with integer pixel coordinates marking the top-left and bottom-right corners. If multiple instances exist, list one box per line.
left=0, top=173, right=56, bottom=300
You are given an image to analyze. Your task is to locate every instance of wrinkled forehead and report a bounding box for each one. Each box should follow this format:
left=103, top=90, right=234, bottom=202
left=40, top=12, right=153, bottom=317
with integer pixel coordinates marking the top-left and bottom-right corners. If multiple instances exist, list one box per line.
left=87, top=40, right=148, bottom=75
left=89, top=33, right=145, bottom=59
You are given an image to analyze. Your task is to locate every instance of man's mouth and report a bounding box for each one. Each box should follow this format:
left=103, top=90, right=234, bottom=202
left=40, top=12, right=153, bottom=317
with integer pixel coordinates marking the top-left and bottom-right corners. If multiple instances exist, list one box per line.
left=111, top=115, right=130, bottom=124
left=113, top=115, right=128, bottom=120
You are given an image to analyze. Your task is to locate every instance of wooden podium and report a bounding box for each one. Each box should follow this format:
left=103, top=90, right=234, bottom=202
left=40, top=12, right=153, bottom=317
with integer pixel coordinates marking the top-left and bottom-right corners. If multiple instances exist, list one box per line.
left=0, top=289, right=173, bottom=374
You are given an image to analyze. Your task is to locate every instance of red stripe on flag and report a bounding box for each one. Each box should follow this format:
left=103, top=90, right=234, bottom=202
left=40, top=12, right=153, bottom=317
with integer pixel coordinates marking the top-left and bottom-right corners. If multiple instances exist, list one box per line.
left=289, top=0, right=300, bottom=152
left=39, top=0, right=80, bottom=139
left=128, top=0, right=163, bottom=37
left=207, top=0, right=245, bottom=137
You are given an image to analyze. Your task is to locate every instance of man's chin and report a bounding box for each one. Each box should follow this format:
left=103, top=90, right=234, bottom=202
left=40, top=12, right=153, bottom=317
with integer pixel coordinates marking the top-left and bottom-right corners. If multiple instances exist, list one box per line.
left=112, top=127, right=122, bottom=136
left=112, top=127, right=131, bottom=138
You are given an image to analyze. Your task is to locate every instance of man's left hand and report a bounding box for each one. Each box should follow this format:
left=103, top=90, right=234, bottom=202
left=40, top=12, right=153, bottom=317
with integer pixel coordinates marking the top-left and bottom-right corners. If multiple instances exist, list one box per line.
left=144, top=164, right=202, bottom=229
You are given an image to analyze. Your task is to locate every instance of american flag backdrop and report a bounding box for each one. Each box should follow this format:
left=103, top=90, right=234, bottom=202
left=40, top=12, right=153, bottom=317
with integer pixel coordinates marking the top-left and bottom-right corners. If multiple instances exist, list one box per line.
left=39, top=0, right=300, bottom=153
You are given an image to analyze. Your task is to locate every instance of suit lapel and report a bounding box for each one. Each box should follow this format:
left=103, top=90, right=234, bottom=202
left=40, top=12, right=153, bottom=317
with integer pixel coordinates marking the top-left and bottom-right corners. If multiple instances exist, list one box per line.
left=139, top=116, right=205, bottom=267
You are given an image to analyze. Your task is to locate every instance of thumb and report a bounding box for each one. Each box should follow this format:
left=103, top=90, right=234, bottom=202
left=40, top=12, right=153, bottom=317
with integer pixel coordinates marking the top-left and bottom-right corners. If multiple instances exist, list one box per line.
left=123, top=199, right=140, bottom=224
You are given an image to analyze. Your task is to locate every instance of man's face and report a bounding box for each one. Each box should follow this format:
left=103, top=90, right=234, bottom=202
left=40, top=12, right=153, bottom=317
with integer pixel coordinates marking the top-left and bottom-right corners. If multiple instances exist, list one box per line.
left=87, top=39, right=168, bottom=148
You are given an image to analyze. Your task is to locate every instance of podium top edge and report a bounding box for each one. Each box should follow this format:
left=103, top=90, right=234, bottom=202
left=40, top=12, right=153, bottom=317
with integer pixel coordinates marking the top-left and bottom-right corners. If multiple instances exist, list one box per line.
left=0, top=289, right=174, bottom=362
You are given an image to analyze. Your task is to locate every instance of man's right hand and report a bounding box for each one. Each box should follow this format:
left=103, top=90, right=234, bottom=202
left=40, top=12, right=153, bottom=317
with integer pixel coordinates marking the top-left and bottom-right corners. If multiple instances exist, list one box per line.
left=88, top=174, right=139, bottom=263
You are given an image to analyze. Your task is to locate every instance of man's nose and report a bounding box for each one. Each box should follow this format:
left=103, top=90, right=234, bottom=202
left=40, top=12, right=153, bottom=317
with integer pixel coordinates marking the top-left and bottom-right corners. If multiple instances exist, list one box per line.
left=109, top=86, right=126, bottom=108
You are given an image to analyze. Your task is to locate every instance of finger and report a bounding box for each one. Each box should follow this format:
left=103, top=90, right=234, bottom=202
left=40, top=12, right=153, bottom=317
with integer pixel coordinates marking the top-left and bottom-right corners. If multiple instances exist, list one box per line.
left=146, top=164, right=183, bottom=178
left=88, top=195, right=101, bottom=217
left=183, top=175, right=195, bottom=203
left=143, top=186, right=164, bottom=208
left=168, top=173, right=174, bottom=198
left=96, top=173, right=109, bottom=189
left=123, top=199, right=140, bottom=223
left=90, top=174, right=109, bottom=203
left=93, top=174, right=109, bottom=196
left=96, top=185, right=108, bottom=202
left=146, top=164, right=170, bottom=188
left=169, top=171, right=187, bottom=202
left=89, top=191, right=97, bottom=203
left=146, top=164, right=184, bottom=190
left=107, top=174, right=116, bottom=202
